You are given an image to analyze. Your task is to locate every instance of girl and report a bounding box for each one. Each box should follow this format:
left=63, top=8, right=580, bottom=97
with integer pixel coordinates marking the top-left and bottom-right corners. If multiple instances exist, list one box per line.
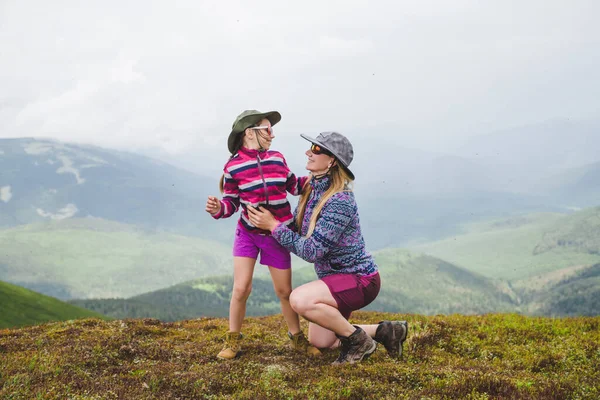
left=205, top=109, right=320, bottom=360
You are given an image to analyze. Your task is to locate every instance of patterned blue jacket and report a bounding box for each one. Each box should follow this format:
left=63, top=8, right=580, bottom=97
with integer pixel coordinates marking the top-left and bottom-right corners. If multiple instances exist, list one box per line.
left=272, top=175, right=378, bottom=278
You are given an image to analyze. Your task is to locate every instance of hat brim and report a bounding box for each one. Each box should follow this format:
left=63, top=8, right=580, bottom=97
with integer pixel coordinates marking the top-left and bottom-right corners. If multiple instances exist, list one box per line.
left=300, top=134, right=355, bottom=180
left=228, top=111, right=282, bottom=153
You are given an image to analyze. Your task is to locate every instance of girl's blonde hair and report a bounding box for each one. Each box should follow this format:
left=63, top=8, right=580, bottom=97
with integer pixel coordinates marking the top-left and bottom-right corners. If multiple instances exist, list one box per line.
left=295, top=164, right=354, bottom=237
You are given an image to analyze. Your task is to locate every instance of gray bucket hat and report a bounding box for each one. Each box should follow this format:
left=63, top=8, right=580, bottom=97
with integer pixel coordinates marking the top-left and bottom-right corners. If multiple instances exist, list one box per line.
left=300, top=131, right=355, bottom=180
left=228, top=109, right=281, bottom=153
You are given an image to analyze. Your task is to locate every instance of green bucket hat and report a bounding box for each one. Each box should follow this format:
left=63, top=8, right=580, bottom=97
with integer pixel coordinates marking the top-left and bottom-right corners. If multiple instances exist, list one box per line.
left=228, top=109, right=282, bottom=153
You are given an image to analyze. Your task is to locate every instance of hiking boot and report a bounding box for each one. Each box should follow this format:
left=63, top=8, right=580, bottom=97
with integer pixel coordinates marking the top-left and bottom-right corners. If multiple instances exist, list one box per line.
left=332, top=326, right=377, bottom=365
left=374, top=320, right=408, bottom=359
left=217, top=331, right=243, bottom=360
left=288, top=331, right=322, bottom=357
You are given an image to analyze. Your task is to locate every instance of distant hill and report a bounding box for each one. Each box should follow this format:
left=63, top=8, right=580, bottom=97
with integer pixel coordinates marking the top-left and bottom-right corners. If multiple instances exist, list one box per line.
left=366, top=249, right=516, bottom=315
left=514, top=263, right=600, bottom=317
left=357, top=190, right=560, bottom=249
left=553, top=161, right=600, bottom=207
left=532, top=206, right=600, bottom=255
left=0, top=218, right=232, bottom=299
left=70, top=249, right=516, bottom=320
left=1, top=313, right=598, bottom=399
left=9, top=208, right=600, bottom=318
left=0, top=137, right=235, bottom=240
left=534, top=264, right=600, bottom=316
left=411, top=208, right=600, bottom=316
left=0, top=280, right=105, bottom=329
left=69, top=274, right=282, bottom=321
left=1, top=136, right=595, bottom=253
left=454, top=118, right=600, bottom=179
left=412, top=210, right=600, bottom=281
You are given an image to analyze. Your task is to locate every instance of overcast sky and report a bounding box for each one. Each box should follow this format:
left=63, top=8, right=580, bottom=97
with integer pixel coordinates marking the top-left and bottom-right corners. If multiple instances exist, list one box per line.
left=1, top=0, right=599, bottom=167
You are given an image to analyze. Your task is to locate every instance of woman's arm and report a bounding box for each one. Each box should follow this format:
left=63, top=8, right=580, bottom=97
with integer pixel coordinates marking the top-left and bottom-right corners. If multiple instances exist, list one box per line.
left=250, top=193, right=356, bottom=263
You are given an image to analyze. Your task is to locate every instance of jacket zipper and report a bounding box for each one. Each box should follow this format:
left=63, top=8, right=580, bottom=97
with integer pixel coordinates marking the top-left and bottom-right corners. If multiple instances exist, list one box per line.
left=256, top=154, right=269, bottom=206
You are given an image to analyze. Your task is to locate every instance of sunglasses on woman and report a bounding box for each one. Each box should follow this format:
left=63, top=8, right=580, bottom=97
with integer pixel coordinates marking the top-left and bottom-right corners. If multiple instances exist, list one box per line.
left=249, top=125, right=273, bottom=136
left=310, top=143, right=333, bottom=156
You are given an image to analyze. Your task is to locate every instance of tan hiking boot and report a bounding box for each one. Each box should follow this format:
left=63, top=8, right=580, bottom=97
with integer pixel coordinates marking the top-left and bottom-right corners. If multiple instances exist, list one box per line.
left=217, top=331, right=242, bottom=360
left=288, top=331, right=322, bottom=357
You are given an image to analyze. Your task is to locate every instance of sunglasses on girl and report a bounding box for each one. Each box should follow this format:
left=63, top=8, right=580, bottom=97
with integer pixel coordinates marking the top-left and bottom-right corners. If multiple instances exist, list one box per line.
left=249, top=125, right=273, bottom=136
left=310, top=143, right=333, bottom=156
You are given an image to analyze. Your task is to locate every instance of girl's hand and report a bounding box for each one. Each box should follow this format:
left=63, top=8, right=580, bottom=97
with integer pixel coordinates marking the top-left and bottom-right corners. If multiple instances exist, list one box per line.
left=205, top=196, right=222, bottom=215
left=247, top=206, right=279, bottom=232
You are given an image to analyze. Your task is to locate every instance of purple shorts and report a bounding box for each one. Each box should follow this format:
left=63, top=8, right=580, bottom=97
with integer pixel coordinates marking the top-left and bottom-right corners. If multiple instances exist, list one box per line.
left=321, top=272, right=381, bottom=319
left=232, top=224, right=291, bottom=270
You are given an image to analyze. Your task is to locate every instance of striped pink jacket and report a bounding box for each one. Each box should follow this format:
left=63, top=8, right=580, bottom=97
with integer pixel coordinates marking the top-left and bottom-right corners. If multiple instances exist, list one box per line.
left=212, top=147, right=307, bottom=233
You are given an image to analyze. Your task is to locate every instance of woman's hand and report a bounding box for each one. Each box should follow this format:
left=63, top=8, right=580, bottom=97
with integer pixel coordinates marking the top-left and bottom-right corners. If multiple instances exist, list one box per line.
left=205, top=196, right=222, bottom=216
left=247, top=206, right=280, bottom=232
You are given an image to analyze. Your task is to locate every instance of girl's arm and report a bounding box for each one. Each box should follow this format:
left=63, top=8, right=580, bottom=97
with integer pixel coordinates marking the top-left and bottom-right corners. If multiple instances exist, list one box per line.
left=286, top=173, right=309, bottom=196
left=212, top=171, right=240, bottom=219
left=282, top=155, right=308, bottom=196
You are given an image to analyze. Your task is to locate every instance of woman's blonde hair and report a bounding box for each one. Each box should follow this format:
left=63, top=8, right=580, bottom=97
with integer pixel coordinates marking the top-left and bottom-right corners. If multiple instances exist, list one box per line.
left=295, top=164, right=354, bottom=237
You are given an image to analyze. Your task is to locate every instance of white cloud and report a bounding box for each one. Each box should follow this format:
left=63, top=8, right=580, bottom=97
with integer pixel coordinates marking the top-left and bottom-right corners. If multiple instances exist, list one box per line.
left=319, top=36, right=372, bottom=55
left=1, top=186, right=12, bottom=203
left=0, top=0, right=598, bottom=156
left=56, top=155, right=86, bottom=184
left=36, top=204, right=79, bottom=220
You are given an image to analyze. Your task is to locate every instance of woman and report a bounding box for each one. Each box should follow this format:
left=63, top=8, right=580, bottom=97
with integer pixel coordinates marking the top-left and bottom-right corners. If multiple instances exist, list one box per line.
left=248, top=131, right=408, bottom=364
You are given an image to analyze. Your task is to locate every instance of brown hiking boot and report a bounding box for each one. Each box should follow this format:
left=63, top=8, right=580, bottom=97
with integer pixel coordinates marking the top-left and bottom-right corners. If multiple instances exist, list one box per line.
left=332, top=326, right=377, bottom=365
left=217, top=331, right=242, bottom=360
left=288, top=331, right=322, bottom=357
left=374, top=320, right=408, bottom=359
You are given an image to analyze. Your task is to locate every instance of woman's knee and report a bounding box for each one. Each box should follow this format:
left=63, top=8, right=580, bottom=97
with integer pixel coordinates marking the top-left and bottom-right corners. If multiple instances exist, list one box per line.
left=289, top=289, right=313, bottom=314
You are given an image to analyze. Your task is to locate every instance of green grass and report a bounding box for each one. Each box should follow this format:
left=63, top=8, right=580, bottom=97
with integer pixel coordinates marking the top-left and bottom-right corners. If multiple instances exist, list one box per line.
left=411, top=211, right=600, bottom=280
left=0, top=218, right=232, bottom=299
left=0, top=280, right=107, bottom=329
left=1, top=313, right=598, bottom=399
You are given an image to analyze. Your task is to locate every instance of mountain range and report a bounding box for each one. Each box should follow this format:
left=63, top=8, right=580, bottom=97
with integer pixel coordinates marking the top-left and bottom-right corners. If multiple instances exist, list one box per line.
left=1, top=117, right=600, bottom=326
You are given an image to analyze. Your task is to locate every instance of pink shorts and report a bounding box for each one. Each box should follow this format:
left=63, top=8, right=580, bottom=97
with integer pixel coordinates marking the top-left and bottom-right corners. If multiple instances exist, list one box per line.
left=232, top=224, right=291, bottom=270
left=321, top=272, right=381, bottom=319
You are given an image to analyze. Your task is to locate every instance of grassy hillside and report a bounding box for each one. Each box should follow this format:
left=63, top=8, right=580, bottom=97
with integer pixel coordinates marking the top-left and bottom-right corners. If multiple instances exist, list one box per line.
left=533, top=206, right=600, bottom=255
left=514, top=263, right=600, bottom=316
left=1, top=313, right=598, bottom=399
left=69, top=274, right=284, bottom=321
left=70, top=250, right=517, bottom=321
left=0, top=218, right=232, bottom=299
left=552, top=161, right=600, bottom=207
left=412, top=211, right=600, bottom=280
left=367, top=249, right=516, bottom=315
left=0, top=280, right=106, bottom=329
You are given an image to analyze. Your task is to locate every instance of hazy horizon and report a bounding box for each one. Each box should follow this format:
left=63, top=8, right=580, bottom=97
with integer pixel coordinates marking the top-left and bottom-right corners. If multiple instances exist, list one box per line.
left=1, top=0, right=599, bottom=174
